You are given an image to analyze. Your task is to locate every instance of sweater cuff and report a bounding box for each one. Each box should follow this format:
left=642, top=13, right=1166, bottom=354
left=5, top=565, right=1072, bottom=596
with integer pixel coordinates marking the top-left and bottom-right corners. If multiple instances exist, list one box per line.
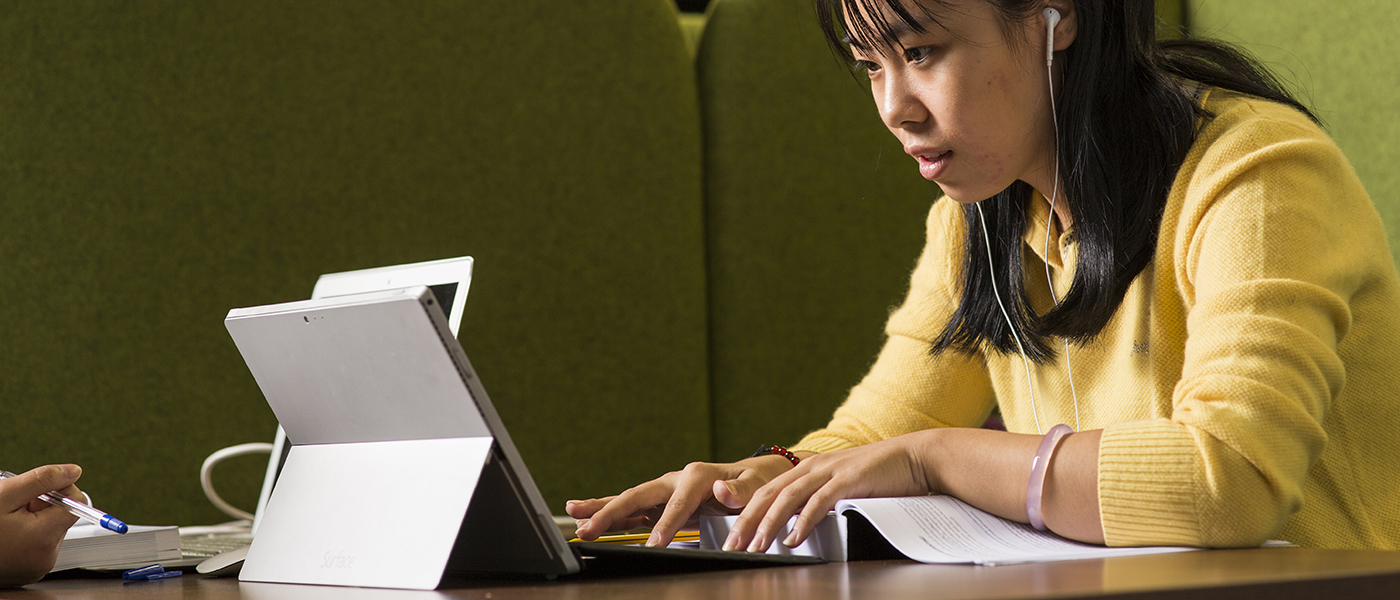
left=1098, top=419, right=1201, bottom=547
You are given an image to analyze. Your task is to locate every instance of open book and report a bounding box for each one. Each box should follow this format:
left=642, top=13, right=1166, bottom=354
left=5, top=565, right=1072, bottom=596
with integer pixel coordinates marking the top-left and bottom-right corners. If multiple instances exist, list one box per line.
left=699, top=495, right=1197, bottom=565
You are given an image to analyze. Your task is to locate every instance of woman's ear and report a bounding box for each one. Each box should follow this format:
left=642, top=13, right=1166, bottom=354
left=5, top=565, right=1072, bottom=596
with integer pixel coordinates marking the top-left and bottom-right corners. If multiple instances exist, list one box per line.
left=1047, top=0, right=1078, bottom=51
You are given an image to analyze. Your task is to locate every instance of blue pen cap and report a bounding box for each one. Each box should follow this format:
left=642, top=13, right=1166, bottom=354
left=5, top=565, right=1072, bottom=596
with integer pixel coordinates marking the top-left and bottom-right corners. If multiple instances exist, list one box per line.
left=101, top=514, right=129, bottom=534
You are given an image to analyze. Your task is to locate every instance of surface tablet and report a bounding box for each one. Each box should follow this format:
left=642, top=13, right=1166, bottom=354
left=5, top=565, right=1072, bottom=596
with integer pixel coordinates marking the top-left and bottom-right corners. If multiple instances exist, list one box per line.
left=226, top=286, right=824, bottom=587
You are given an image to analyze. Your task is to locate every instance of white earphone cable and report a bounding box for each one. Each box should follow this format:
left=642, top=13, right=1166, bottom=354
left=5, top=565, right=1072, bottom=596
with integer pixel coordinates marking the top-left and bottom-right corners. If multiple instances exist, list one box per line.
left=1044, top=29, right=1081, bottom=432
left=976, top=203, right=1045, bottom=435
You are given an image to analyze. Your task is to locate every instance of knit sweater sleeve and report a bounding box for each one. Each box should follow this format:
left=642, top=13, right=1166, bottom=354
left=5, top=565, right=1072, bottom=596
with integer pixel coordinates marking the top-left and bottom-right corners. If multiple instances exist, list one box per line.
left=1097, top=97, right=1375, bottom=547
left=791, top=199, right=996, bottom=454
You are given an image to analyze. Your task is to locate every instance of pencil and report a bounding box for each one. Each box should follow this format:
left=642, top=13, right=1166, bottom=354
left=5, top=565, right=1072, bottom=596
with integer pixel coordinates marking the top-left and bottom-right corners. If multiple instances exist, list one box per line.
left=571, top=531, right=701, bottom=545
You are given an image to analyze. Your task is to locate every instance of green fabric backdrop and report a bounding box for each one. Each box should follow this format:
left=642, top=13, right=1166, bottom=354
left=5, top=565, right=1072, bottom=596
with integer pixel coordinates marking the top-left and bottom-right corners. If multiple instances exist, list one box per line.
left=1189, top=0, right=1400, bottom=263
left=0, top=0, right=705, bottom=524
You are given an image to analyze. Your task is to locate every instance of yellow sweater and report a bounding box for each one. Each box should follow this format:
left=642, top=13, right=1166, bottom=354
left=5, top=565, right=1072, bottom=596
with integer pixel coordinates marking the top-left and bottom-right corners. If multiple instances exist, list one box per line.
left=792, top=90, right=1400, bottom=549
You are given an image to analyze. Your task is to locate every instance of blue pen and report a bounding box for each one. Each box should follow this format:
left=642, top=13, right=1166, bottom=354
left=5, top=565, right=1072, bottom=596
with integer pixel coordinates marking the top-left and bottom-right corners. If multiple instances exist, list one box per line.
left=122, top=564, right=181, bottom=580
left=0, top=470, right=128, bottom=534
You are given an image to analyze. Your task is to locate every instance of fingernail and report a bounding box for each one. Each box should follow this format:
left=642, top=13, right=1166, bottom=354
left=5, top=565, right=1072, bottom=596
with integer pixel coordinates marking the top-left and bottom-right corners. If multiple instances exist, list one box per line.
left=747, top=534, right=766, bottom=553
left=722, top=480, right=739, bottom=497
left=566, top=500, right=582, bottom=506
left=783, top=531, right=800, bottom=548
left=646, top=533, right=661, bottom=548
left=722, top=533, right=737, bottom=552
left=63, top=464, right=81, bottom=479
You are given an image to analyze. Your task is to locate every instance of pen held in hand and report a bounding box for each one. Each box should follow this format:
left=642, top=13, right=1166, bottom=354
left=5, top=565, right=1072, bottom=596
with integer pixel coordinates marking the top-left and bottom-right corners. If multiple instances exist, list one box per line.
left=0, top=470, right=128, bottom=534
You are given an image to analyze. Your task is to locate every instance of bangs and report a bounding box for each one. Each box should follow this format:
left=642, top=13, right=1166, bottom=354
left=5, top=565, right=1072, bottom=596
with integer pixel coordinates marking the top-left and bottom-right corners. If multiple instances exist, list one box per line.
left=820, top=0, right=950, bottom=60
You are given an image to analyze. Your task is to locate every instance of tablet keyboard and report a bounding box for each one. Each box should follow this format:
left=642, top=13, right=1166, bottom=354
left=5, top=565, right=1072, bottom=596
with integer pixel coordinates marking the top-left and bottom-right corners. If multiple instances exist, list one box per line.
left=180, top=532, right=253, bottom=559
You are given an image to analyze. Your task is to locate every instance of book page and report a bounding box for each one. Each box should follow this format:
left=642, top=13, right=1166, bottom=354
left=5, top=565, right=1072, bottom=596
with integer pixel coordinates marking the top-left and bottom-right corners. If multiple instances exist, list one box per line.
left=836, top=496, right=1195, bottom=565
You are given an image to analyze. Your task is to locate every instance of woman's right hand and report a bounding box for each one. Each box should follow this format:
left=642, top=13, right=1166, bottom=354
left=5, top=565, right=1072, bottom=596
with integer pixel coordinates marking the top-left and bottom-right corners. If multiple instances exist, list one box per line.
left=566, top=453, right=802, bottom=547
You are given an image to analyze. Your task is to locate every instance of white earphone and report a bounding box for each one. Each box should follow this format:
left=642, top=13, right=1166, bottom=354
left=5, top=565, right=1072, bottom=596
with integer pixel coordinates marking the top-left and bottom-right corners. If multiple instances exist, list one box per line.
left=1044, top=7, right=1061, bottom=66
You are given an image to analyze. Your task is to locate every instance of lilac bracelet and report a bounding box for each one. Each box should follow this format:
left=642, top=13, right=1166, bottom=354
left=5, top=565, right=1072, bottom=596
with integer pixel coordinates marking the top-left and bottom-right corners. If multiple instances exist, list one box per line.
left=1026, top=424, right=1074, bottom=531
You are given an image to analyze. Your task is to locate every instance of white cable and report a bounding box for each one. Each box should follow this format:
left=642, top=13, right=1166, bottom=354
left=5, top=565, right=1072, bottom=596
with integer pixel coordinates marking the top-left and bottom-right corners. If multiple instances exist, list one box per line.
left=976, top=203, right=1044, bottom=435
left=200, top=442, right=274, bottom=521
left=1045, top=31, right=1081, bottom=433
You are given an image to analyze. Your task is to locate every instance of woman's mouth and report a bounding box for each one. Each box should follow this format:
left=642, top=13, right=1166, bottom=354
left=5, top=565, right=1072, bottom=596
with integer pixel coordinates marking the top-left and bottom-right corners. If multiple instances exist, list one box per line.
left=916, top=150, right=951, bottom=180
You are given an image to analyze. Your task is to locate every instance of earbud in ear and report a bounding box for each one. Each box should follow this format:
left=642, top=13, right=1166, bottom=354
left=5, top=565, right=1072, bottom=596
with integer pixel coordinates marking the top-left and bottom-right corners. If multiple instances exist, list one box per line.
left=1043, top=7, right=1061, bottom=66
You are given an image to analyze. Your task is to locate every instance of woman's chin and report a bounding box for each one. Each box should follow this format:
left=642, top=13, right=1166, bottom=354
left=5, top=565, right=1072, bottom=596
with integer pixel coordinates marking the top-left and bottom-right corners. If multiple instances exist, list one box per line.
left=934, top=181, right=1009, bottom=205
left=936, top=186, right=983, bottom=205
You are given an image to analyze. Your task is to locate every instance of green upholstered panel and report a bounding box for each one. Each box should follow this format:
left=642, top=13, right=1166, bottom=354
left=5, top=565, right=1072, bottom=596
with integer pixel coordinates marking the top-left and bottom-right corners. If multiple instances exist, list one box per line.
left=679, top=12, right=708, bottom=57
left=0, top=0, right=705, bottom=525
left=1188, top=0, right=1400, bottom=263
left=697, top=0, right=934, bottom=461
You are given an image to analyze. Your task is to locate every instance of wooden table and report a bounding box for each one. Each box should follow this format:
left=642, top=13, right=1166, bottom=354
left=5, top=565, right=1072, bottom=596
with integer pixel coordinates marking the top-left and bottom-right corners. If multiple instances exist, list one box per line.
left=12, top=548, right=1400, bottom=599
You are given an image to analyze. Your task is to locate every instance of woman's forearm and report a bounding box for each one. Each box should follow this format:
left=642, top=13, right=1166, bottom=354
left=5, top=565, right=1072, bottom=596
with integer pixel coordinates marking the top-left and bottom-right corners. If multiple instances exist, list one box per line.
left=917, top=427, right=1105, bottom=544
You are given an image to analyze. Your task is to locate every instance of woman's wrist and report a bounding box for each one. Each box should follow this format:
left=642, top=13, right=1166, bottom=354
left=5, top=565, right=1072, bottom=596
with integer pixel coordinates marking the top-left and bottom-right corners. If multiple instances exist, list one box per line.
left=748, top=444, right=801, bottom=467
left=909, top=428, right=947, bottom=495
left=740, top=452, right=800, bottom=477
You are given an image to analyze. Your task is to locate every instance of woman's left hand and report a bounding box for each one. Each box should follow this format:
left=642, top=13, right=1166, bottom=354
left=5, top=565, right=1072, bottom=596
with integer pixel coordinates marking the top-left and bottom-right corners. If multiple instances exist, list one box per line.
left=721, top=432, right=936, bottom=553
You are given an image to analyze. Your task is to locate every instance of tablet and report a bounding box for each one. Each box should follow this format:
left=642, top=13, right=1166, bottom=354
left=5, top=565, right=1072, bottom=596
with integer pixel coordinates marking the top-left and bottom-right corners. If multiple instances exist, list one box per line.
left=227, top=286, right=578, bottom=588
left=251, top=256, right=474, bottom=534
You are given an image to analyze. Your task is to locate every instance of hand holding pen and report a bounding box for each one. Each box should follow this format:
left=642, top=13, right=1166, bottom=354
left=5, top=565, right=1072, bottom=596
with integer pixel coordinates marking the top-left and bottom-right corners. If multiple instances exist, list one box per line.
left=0, top=468, right=127, bottom=534
left=0, top=465, right=121, bottom=587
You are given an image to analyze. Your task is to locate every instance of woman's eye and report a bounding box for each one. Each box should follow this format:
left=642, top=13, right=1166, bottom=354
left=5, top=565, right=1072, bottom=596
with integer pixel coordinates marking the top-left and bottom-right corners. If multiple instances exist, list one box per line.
left=904, top=46, right=933, bottom=63
left=854, top=59, right=881, bottom=75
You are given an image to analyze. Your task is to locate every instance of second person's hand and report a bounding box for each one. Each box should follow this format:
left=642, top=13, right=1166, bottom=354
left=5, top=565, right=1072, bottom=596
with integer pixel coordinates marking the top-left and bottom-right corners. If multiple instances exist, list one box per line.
left=0, top=465, right=85, bottom=588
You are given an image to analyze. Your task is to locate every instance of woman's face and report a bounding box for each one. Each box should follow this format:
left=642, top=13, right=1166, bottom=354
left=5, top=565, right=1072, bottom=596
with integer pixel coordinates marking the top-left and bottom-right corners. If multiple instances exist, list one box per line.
left=847, top=1, right=1058, bottom=204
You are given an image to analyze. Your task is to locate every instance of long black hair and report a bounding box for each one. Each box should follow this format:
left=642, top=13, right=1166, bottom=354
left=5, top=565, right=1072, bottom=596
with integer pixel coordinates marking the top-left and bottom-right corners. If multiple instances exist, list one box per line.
left=816, top=0, right=1317, bottom=360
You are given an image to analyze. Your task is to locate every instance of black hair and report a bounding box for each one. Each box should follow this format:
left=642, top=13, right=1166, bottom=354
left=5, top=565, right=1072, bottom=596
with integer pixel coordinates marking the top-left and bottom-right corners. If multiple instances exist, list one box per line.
left=816, top=0, right=1317, bottom=360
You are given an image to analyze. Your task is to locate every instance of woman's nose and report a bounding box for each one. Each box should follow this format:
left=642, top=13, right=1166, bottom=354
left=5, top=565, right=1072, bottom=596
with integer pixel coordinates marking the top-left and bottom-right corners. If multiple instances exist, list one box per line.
left=876, top=73, right=930, bottom=130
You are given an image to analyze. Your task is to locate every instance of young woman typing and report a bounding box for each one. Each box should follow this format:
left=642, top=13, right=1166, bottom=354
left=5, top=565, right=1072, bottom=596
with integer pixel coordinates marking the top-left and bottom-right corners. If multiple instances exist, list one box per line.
left=568, top=0, right=1400, bottom=552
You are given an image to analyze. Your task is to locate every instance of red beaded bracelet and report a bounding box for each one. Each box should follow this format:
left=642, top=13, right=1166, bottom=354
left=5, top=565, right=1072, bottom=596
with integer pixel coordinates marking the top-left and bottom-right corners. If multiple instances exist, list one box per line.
left=749, top=444, right=800, bottom=467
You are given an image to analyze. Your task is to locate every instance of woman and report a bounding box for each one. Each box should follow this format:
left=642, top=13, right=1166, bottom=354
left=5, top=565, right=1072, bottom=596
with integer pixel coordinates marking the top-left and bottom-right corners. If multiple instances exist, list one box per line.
left=569, top=0, right=1400, bottom=552
left=0, top=465, right=83, bottom=587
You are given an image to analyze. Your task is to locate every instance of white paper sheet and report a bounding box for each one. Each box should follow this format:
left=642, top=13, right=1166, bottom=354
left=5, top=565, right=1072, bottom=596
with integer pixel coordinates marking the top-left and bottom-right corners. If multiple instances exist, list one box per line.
left=837, top=496, right=1196, bottom=565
